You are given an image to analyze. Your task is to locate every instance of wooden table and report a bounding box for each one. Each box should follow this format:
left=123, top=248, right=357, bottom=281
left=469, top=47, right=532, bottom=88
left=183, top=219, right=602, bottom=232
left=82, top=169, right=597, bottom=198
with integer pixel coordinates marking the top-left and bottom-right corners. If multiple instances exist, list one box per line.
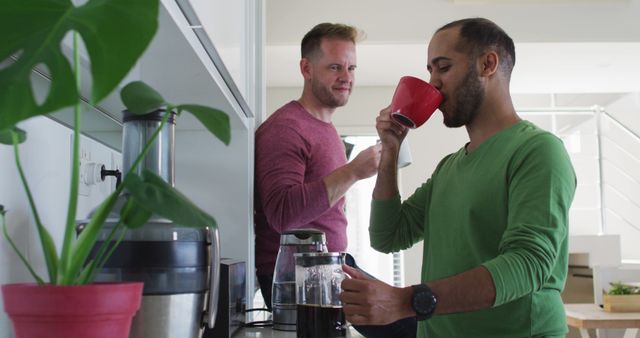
left=565, top=303, right=640, bottom=338
left=234, top=326, right=361, bottom=337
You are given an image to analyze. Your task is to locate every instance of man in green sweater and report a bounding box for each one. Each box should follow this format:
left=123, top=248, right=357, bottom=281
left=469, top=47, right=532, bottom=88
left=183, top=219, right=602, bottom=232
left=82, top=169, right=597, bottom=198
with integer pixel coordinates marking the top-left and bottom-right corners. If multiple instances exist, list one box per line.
left=340, top=18, right=577, bottom=337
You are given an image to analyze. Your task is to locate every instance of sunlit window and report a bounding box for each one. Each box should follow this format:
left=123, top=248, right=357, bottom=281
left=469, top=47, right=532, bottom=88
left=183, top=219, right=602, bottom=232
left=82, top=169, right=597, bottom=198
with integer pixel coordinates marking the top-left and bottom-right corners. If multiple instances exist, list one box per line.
left=343, top=135, right=404, bottom=286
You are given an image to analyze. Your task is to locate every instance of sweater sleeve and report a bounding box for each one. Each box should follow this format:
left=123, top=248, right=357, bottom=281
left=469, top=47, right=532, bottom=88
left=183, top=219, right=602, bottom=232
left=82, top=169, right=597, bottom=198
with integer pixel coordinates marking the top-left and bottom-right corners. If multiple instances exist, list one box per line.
left=369, top=181, right=432, bottom=253
left=483, top=134, right=576, bottom=306
left=255, top=123, right=331, bottom=232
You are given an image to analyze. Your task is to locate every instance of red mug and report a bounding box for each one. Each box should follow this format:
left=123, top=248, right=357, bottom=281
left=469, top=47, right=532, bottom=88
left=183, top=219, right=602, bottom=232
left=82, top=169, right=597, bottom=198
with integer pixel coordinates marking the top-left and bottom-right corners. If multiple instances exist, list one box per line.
left=391, top=76, right=442, bottom=129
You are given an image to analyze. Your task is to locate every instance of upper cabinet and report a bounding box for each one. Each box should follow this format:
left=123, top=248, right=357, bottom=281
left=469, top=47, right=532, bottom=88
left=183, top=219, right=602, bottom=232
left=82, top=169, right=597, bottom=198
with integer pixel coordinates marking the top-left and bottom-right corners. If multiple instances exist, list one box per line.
left=127, top=0, right=260, bottom=132
left=64, top=0, right=264, bottom=306
left=156, top=0, right=262, bottom=305
left=53, top=0, right=264, bottom=149
left=187, top=0, right=261, bottom=115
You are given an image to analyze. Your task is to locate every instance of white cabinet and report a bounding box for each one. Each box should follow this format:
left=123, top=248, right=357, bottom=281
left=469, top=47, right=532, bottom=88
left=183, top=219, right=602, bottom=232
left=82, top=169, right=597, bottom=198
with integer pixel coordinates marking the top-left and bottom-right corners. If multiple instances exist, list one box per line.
left=0, top=2, right=263, bottom=336
left=75, top=0, right=262, bottom=308
left=151, top=0, right=262, bottom=307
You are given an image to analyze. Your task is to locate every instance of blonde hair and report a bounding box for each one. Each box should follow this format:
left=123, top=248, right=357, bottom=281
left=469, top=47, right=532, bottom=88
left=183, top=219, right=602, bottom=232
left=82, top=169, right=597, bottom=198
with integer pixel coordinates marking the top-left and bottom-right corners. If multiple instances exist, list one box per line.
left=301, top=23, right=363, bottom=59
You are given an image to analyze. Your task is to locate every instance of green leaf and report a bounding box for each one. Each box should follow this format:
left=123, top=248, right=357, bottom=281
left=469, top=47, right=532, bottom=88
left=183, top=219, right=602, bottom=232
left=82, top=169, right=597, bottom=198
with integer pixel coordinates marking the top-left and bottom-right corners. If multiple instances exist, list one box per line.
left=0, top=127, right=26, bottom=145
left=121, top=81, right=166, bottom=114
left=608, top=281, right=639, bottom=295
left=177, top=104, right=231, bottom=145
left=120, top=196, right=152, bottom=229
left=65, top=190, right=119, bottom=285
left=0, top=0, right=159, bottom=131
left=124, top=170, right=217, bottom=229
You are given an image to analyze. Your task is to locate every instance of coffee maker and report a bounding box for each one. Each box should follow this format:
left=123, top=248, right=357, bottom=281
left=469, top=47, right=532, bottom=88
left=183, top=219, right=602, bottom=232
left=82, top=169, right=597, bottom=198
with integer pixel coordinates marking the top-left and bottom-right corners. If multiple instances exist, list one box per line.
left=294, top=252, right=347, bottom=338
left=79, top=110, right=220, bottom=338
left=272, top=229, right=327, bottom=331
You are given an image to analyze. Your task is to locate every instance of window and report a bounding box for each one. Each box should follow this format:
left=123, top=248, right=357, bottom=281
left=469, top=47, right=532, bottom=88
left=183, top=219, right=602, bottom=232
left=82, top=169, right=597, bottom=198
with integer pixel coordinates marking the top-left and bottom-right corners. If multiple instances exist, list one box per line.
left=343, top=135, right=404, bottom=286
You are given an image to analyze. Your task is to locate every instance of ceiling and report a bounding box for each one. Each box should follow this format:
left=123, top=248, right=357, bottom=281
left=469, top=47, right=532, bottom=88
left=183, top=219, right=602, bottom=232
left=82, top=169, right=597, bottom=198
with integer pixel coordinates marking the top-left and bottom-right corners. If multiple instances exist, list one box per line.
left=265, top=0, right=640, bottom=105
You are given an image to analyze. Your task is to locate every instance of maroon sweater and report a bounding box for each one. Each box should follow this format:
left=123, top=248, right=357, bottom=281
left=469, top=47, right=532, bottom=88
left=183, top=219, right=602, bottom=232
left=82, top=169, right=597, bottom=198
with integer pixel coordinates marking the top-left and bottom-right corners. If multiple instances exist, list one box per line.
left=254, top=101, right=348, bottom=276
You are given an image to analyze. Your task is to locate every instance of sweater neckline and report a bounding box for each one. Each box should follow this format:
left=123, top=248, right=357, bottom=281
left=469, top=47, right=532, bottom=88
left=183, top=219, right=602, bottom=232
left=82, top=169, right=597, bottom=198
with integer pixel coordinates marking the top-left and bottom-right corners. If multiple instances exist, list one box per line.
left=460, top=120, right=530, bottom=159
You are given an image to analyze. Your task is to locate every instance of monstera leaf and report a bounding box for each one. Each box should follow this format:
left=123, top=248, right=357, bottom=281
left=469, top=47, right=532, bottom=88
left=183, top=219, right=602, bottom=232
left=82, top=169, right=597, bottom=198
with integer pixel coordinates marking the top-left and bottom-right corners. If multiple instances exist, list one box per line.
left=120, top=81, right=231, bottom=145
left=0, top=0, right=159, bottom=131
left=177, top=104, right=231, bottom=145
left=124, top=170, right=218, bottom=229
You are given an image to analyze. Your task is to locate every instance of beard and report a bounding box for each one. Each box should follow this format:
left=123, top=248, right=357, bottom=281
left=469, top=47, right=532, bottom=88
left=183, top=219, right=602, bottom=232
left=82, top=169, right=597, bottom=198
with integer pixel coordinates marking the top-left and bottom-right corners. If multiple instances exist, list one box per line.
left=310, top=77, right=350, bottom=108
left=443, top=65, right=484, bottom=128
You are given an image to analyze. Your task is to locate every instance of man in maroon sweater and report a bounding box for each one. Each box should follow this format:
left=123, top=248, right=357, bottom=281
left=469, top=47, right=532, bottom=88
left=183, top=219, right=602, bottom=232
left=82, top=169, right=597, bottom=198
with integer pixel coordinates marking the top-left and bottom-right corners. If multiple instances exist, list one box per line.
left=254, top=22, right=381, bottom=309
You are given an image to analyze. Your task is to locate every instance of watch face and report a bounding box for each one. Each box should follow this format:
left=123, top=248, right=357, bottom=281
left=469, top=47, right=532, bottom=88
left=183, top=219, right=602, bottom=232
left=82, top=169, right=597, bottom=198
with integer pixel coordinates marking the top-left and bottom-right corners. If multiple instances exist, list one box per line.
left=412, top=285, right=437, bottom=320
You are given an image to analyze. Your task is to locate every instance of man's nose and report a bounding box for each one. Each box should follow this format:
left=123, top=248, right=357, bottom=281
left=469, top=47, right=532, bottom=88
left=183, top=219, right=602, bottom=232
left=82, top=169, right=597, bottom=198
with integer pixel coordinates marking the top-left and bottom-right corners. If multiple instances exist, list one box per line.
left=339, top=68, right=353, bottom=82
left=429, top=76, right=441, bottom=91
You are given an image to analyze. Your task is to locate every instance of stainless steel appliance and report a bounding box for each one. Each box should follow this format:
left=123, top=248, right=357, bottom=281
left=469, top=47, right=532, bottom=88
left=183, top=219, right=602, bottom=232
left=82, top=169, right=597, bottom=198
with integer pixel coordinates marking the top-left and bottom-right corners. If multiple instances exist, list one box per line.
left=272, top=229, right=327, bottom=331
left=80, top=109, right=220, bottom=338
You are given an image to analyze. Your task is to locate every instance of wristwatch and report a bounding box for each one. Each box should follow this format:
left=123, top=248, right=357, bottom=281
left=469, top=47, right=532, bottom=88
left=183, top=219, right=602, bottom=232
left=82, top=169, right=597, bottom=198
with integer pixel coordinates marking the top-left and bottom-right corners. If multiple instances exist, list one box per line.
left=411, top=284, right=437, bottom=321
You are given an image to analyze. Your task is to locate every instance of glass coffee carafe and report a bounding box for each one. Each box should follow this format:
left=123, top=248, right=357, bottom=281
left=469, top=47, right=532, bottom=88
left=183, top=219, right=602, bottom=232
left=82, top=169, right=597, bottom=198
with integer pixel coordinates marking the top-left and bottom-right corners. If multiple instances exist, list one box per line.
left=294, top=252, right=347, bottom=338
left=272, top=229, right=327, bottom=331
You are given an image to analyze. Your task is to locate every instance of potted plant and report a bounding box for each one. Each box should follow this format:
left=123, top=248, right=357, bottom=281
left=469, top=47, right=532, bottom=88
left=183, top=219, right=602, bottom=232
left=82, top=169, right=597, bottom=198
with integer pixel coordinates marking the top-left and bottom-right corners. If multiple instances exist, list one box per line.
left=0, top=0, right=230, bottom=337
left=603, top=281, right=640, bottom=313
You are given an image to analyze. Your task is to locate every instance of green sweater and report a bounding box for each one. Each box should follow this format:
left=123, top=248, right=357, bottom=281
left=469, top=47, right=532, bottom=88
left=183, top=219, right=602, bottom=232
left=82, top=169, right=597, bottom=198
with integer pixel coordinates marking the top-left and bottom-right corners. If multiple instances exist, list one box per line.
left=370, top=121, right=576, bottom=337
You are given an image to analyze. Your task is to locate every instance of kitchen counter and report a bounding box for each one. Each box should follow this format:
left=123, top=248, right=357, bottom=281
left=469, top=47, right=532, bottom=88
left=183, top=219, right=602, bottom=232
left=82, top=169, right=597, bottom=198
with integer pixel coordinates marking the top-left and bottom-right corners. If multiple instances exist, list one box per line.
left=234, top=327, right=361, bottom=337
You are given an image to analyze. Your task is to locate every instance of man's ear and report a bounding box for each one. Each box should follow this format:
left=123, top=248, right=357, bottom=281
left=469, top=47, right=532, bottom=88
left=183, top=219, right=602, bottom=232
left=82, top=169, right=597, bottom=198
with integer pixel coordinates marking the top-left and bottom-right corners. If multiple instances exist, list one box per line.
left=480, top=51, right=499, bottom=77
left=300, top=58, right=312, bottom=80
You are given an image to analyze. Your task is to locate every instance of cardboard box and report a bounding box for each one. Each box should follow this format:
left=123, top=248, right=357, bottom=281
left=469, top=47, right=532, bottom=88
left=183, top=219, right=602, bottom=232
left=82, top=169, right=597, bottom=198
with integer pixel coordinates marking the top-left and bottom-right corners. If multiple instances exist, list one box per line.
left=603, top=294, right=640, bottom=312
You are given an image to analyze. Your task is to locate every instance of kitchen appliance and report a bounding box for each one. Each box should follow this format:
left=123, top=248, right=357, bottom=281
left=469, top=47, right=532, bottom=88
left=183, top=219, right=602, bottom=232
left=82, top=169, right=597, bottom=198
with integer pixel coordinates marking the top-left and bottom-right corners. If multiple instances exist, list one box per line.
left=203, top=258, right=246, bottom=338
left=79, top=109, right=220, bottom=338
left=295, top=252, right=347, bottom=338
left=272, top=229, right=327, bottom=331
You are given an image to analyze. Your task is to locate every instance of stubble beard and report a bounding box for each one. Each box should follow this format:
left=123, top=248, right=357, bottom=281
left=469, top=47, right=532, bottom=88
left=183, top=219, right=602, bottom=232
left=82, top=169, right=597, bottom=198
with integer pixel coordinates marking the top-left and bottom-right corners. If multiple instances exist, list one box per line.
left=311, top=78, right=350, bottom=108
left=443, top=66, right=484, bottom=128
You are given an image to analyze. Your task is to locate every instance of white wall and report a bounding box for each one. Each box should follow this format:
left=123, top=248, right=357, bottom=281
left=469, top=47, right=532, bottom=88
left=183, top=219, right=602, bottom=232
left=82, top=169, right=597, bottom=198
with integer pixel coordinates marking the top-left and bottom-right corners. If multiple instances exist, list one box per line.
left=603, top=93, right=640, bottom=262
left=174, top=126, right=254, bottom=265
left=0, top=116, right=119, bottom=337
left=606, top=93, right=640, bottom=137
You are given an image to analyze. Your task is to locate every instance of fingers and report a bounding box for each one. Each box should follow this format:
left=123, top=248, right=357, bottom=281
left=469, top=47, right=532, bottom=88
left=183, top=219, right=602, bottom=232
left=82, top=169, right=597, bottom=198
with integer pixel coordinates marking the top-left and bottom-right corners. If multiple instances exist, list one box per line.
left=345, top=313, right=369, bottom=325
left=342, top=297, right=392, bottom=326
left=340, top=278, right=392, bottom=326
left=360, top=143, right=381, bottom=157
left=342, top=264, right=367, bottom=280
left=376, top=106, right=407, bottom=138
left=343, top=306, right=373, bottom=325
left=349, top=143, right=382, bottom=180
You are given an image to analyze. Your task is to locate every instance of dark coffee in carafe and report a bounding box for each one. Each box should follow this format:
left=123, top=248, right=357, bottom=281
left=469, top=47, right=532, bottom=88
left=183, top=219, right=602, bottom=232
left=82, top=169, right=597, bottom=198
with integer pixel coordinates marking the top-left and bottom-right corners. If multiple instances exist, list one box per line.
left=294, top=252, right=347, bottom=338
left=296, top=304, right=346, bottom=338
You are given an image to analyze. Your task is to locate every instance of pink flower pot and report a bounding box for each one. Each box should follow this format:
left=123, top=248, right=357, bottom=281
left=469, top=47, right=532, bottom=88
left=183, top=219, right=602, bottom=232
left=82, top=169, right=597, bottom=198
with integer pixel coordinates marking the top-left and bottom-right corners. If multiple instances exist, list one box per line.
left=2, top=282, right=143, bottom=338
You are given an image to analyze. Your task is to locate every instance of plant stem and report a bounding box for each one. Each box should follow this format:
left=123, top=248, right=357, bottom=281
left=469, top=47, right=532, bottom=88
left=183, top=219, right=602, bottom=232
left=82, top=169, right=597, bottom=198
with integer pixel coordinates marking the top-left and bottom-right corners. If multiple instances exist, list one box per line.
left=1, top=206, right=45, bottom=284
left=83, top=221, right=128, bottom=284
left=78, top=219, right=122, bottom=284
left=11, top=130, right=57, bottom=283
left=59, top=31, right=82, bottom=284
left=63, top=191, right=118, bottom=285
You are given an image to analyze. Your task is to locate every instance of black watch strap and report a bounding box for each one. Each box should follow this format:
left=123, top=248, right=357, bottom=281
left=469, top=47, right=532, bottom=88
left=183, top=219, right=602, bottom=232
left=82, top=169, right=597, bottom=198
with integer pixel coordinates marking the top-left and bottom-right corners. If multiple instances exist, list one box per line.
left=411, top=284, right=437, bottom=321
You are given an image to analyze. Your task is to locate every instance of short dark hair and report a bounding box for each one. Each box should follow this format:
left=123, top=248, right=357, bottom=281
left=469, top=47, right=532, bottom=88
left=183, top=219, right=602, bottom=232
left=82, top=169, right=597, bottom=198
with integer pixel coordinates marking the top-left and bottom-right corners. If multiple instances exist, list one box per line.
left=301, top=23, right=361, bottom=59
left=437, top=18, right=516, bottom=76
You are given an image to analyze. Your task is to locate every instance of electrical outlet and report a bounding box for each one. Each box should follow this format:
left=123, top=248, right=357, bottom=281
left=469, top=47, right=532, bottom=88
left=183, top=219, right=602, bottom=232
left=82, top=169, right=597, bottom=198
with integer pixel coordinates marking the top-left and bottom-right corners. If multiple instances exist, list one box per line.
left=74, top=134, right=119, bottom=220
left=75, top=135, right=91, bottom=197
left=110, top=151, right=122, bottom=191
